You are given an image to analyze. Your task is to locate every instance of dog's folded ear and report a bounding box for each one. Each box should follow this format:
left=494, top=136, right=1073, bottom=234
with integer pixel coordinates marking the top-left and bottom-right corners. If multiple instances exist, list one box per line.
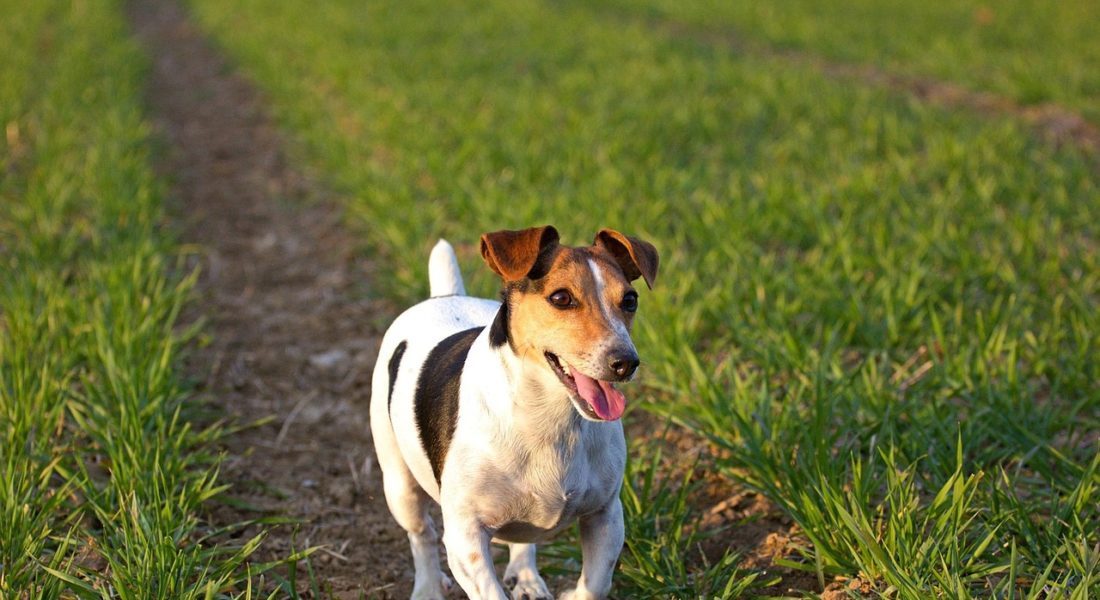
left=594, top=229, right=659, bottom=289
left=480, top=225, right=560, bottom=281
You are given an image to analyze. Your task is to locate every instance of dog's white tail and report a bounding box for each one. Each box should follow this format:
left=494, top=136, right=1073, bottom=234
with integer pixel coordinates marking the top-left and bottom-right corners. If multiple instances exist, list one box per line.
left=428, top=239, right=466, bottom=297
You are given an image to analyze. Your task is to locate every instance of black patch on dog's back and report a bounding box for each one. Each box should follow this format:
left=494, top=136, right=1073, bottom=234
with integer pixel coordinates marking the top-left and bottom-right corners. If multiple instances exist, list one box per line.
left=387, top=341, right=407, bottom=411
left=415, top=327, right=482, bottom=483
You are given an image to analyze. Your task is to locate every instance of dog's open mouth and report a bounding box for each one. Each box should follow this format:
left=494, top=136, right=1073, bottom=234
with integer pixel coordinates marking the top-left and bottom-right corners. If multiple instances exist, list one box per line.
left=545, top=352, right=626, bottom=421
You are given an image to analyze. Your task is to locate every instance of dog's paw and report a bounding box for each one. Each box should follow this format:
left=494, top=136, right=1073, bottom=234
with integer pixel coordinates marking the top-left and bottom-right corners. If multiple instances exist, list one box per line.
left=503, top=569, right=552, bottom=600
left=410, top=571, right=453, bottom=600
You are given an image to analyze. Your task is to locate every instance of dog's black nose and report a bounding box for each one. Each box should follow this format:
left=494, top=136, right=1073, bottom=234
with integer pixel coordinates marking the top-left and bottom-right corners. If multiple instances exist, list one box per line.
left=609, top=351, right=640, bottom=379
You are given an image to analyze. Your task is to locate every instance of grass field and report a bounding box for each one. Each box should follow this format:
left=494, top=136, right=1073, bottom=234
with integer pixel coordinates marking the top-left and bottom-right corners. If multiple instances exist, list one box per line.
left=601, top=0, right=1100, bottom=125
left=2, top=0, right=1097, bottom=597
left=0, top=0, right=264, bottom=596
left=187, top=0, right=1099, bottom=596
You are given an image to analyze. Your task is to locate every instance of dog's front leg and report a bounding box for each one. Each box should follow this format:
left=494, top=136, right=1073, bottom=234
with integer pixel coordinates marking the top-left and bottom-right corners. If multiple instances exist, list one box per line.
left=559, top=498, right=625, bottom=600
left=441, top=509, right=509, bottom=600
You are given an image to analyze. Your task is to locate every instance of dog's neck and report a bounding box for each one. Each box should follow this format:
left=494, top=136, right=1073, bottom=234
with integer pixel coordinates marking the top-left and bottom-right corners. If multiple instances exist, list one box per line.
left=486, top=339, right=586, bottom=447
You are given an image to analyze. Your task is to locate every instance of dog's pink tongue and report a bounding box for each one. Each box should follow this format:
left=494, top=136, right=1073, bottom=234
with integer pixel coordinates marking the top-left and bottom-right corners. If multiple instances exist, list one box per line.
left=569, top=366, right=626, bottom=421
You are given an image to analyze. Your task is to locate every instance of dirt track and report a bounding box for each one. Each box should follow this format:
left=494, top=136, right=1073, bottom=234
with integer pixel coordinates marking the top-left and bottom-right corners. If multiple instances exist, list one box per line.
left=129, top=0, right=420, bottom=595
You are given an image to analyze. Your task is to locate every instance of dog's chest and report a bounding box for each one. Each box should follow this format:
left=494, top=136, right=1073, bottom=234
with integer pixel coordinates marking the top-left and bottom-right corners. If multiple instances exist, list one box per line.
left=491, top=479, right=601, bottom=543
left=487, top=433, right=622, bottom=543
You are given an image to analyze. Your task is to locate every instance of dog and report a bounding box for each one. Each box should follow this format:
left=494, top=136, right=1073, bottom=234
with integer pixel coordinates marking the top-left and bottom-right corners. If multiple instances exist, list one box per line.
left=370, top=225, right=658, bottom=600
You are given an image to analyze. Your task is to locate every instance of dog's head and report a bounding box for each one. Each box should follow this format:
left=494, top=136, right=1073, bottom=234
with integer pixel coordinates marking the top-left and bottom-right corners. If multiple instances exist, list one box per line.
left=481, top=225, right=658, bottom=422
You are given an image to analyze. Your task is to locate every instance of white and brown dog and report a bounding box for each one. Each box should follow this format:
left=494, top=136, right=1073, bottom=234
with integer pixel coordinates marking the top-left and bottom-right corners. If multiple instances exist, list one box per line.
left=370, top=225, right=658, bottom=600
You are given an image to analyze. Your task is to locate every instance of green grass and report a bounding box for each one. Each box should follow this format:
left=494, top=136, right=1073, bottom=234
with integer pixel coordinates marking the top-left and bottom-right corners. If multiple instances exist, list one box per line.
left=597, top=0, right=1100, bottom=125
left=188, top=0, right=1100, bottom=596
left=0, top=0, right=274, bottom=596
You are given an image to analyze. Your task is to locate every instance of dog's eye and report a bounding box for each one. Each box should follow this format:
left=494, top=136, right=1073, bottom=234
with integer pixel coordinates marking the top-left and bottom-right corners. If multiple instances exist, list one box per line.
left=621, top=291, right=638, bottom=313
left=548, top=289, right=574, bottom=308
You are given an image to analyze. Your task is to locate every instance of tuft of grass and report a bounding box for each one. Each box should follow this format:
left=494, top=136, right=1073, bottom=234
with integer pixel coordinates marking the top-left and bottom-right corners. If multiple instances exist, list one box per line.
left=187, top=0, right=1099, bottom=595
left=538, top=436, right=774, bottom=598
left=616, top=449, right=774, bottom=598
left=0, top=0, right=276, bottom=596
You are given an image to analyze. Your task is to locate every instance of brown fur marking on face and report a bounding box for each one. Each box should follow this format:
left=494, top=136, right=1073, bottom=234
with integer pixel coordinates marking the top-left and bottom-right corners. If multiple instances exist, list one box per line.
left=504, top=245, right=637, bottom=375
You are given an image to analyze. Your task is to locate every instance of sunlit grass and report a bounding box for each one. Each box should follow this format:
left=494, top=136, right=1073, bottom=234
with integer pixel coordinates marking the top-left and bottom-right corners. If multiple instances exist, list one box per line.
left=0, top=0, right=280, bottom=596
left=593, top=0, right=1100, bottom=124
left=184, top=0, right=1100, bottom=596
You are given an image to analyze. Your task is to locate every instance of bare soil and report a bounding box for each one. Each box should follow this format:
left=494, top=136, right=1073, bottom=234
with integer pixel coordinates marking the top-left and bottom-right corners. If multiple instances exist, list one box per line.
left=129, top=0, right=414, bottom=596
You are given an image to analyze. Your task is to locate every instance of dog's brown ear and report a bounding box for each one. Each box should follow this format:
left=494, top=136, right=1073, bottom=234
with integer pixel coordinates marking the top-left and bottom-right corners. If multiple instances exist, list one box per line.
left=594, top=228, right=659, bottom=289
left=480, top=225, right=560, bottom=281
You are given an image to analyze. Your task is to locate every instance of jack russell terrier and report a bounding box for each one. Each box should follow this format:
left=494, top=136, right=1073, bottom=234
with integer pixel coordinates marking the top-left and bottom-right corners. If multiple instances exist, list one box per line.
left=370, top=225, right=658, bottom=600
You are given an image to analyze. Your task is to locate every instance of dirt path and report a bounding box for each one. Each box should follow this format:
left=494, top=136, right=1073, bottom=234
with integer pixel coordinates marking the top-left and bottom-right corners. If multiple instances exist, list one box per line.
left=129, top=0, right=414, bottom=596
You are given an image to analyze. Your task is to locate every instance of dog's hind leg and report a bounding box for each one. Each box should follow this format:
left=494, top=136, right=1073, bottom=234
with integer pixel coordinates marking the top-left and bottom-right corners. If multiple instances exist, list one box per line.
left=378, top=453, right=452, bottom=599
left=388, top=476, right=452, bottom=599
left=503, top=544, right=552, bottom=600
left=371, top=386, right=451, bottom=598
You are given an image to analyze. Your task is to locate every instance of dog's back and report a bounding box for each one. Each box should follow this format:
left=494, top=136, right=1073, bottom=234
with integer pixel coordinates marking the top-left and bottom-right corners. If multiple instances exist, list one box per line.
left=370, top=240, right=497, bottom=499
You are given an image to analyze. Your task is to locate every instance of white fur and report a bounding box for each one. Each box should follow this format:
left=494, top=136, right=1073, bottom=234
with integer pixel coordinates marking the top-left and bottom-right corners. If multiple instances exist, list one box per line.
left=371, top=240, right=627, bottom=600
left=587, top=258, right=634, bottom=359
left=429, top=239, right=466, bottom=297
